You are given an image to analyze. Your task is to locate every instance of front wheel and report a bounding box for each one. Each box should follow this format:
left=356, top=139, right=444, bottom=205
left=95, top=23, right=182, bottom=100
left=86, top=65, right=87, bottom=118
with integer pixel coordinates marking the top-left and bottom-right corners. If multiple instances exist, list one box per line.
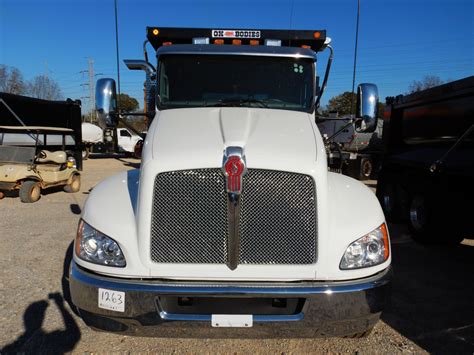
left=376, top=172, right=408, bottom=222
left=64, top=174, right=81, bottom=193
left=19, top=180, right=41, bottom=203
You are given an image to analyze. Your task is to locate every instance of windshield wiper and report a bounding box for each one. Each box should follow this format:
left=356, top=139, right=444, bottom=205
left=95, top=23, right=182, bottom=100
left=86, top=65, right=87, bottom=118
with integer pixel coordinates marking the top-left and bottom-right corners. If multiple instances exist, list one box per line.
left=213, top=97, right=268, bottom=108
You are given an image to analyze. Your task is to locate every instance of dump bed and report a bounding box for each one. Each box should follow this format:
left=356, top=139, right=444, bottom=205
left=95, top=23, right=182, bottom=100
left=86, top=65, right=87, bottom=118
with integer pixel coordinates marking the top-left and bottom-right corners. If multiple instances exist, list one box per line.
left=382, top=76, right=474, bottom=175
left=0, top=93, right=83, bottom=170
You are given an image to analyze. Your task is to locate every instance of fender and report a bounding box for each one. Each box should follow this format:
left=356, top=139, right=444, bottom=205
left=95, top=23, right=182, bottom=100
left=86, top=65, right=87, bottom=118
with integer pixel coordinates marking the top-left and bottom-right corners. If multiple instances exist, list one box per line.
left=317, top=172, right=390, bottom=280
left=76, top=169, right=150, bottom=277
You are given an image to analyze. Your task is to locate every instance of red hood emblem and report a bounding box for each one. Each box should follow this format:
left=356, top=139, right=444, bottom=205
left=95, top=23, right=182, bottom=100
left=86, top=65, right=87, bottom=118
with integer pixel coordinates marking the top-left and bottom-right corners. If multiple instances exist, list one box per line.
left=222, top=147, right=246, bottom=194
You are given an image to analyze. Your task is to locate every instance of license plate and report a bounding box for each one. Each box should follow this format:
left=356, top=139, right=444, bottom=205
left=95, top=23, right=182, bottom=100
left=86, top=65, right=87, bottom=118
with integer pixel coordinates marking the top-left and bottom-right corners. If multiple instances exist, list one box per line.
left=98, top=288, right=125, bottom=312
left=211, top=314, right=253, bottom=327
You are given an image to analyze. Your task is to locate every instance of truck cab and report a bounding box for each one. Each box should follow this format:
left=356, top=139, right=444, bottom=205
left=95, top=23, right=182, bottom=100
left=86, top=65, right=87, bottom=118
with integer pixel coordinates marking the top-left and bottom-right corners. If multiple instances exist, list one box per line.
left=70, top=27, right=391, bottom=337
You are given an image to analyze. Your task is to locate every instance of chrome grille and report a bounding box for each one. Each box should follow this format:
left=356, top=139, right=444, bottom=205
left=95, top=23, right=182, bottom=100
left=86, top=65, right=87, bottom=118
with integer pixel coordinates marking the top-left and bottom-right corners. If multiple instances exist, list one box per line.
left=151, top=169, right=317, bottom=265
left=239, top=170, right=317, bottom=265
left=151, top=170, right=228, bottom=264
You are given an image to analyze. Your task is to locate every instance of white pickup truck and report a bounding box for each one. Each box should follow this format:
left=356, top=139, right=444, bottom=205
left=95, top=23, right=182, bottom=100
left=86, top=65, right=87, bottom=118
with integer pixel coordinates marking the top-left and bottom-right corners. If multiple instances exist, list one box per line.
left=70, top=27, right=391, bottom=337
left=81, top=123, right=142, bottom=159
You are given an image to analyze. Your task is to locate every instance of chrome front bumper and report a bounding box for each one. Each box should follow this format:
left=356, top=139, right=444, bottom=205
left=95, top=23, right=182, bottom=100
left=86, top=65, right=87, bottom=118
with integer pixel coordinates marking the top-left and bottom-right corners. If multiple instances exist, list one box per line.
left=70, top=261, right=391, bottom=337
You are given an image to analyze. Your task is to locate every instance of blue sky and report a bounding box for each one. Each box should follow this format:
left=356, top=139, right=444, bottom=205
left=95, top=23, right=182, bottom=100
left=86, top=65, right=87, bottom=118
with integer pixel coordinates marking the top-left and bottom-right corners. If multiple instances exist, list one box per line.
left=1, top=0, right=473, bottom=111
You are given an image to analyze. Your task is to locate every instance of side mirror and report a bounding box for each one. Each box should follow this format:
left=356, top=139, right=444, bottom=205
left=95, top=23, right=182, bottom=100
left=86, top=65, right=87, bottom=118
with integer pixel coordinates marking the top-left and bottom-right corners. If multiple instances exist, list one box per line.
left=95, top=78, right=118, bottom=129
left=355, top=83, right=379, bottom=133
left=124, top=59, right=155, bottom=75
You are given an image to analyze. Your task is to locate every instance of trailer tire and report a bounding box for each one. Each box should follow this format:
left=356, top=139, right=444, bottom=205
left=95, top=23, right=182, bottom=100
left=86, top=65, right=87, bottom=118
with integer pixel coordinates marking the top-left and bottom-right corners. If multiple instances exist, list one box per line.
left=19, top=180, right=41, bottom=203
left=64, top=174, right=81, bottom=193
left=408, top=194, right=463, bottom=245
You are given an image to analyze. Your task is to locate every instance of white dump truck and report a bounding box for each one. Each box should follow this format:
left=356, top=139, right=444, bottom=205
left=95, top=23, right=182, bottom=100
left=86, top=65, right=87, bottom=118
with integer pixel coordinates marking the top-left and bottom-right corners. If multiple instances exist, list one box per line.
left=70, top=27, right=391, bottom=337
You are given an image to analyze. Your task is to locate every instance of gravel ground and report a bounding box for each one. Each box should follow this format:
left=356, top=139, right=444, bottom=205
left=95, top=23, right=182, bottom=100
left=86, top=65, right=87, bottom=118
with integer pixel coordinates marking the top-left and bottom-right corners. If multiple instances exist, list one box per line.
left=0, top=157, right=473, bottom=354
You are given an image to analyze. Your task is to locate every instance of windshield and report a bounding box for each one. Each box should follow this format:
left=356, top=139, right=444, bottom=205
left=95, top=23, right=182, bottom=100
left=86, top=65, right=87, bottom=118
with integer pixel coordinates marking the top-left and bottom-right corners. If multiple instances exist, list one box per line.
left=157, top=55, right=315, bottom=113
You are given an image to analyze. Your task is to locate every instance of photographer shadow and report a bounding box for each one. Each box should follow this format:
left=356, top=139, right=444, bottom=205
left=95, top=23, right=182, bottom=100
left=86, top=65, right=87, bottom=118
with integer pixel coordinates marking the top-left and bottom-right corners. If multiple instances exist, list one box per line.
left=1, top=242, right=81, bottom=354
left=1, top=293, right=81, bottom=354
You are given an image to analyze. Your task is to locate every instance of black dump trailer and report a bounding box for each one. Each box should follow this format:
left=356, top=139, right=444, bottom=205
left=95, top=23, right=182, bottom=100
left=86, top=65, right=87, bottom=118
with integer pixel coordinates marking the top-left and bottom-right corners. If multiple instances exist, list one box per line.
left=376, top=76, right=474, bottom=244
left=0, top=93, right=83, bottom=170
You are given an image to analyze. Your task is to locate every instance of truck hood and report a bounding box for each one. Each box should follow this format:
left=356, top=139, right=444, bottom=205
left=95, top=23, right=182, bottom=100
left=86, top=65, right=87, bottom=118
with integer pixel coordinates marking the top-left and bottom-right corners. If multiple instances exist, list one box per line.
left=148, top=107, right=318, bottom=171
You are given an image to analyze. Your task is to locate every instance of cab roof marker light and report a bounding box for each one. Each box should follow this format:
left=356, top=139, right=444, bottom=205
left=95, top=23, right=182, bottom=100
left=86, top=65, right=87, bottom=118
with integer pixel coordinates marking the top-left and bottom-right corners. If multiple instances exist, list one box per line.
left=264, top=39, right=281, bottom=47
left=193, top=37, right=209, bottom=44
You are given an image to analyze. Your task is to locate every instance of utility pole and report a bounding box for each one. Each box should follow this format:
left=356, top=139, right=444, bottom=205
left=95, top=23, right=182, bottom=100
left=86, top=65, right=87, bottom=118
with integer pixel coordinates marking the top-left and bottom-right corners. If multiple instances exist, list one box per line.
left=80, top=58, right=102, bottom=123
left=88, top=58, right=95, bottom=122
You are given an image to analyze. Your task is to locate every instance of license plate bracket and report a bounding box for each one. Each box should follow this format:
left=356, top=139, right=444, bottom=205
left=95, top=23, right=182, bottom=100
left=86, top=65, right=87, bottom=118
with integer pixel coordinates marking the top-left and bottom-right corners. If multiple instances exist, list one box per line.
left=211, top=314, right=253, bottom=327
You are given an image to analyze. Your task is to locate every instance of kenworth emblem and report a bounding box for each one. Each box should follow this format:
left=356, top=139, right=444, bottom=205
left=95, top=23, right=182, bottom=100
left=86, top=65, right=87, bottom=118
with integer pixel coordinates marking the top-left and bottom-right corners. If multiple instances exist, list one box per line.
left=222, top=146, right=246, bottom=270
left=222, top=146, right=246, bottom=194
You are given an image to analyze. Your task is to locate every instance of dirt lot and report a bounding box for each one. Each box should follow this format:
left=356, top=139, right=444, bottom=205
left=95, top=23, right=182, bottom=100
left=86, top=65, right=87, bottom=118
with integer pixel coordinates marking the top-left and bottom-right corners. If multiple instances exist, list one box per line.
left=1, top=157, right=473, bottom=354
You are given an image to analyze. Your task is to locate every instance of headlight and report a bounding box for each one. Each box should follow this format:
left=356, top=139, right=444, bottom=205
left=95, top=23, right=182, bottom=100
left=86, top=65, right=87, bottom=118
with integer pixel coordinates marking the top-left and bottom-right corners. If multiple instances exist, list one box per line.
left=340, top=223, right=389, bottom=270
left=75, top=220, right=126, bottom=267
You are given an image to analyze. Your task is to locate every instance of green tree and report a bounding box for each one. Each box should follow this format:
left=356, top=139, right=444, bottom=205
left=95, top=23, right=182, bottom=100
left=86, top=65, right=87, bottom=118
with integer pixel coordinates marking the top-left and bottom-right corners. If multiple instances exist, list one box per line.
left=324, top=91, right=385, bottom=118
left=325, top=92, right=356, bottom=117
left=117, top=93, right=139, bottom=112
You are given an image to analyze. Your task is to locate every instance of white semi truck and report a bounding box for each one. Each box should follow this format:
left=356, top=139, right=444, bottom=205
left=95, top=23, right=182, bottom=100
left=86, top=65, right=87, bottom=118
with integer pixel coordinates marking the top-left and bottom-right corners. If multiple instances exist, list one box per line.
left=70, top=27, right=391, bottom=337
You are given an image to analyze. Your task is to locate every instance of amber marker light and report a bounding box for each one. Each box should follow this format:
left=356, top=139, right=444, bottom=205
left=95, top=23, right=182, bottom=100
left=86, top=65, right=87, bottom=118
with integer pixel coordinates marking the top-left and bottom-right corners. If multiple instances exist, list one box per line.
left=152, top=28, right=159, bottom=36
left=249, top=39, right=259, bottom=46
left=301, top=45, right=311, bottom=49
left=162, top=42, right=173, bottom=46
left=75, top=220, right=84, bottom=257
left=381, top=223, right=390, bottom=260
left=313, top=31, right=321, bottom=39
left=214, top=39, right=224, bottom=45
left=232, top=39, right=242, bottom=45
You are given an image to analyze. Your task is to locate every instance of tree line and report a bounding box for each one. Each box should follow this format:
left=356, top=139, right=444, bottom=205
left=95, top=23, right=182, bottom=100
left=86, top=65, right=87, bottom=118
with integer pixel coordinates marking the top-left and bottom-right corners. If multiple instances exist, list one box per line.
left=0, top=64, right=63, bottom=100
left=321, top=75, right=445, bottom=117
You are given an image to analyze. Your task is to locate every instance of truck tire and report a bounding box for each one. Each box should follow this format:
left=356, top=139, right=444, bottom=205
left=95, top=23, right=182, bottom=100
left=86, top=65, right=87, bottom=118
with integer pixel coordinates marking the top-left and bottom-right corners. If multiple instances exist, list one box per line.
left=82, top=147, right=90, bottom=160
left=376, top=173, right=408, bottom=222
left=133, top=140, right=144, bottom=159
left=409, top=194, right=464, bottom=245
left=19, top=180, right=41, bottom=203
left=360, top=158, right=373, bottom=180
left=64, top=174, right=81, bottom=193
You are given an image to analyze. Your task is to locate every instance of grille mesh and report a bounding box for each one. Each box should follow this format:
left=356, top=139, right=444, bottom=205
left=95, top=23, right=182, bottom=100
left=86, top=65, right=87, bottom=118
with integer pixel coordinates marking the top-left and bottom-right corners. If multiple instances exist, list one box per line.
left=151, top=170, right=228, bottom=264
left=151, top=169, right=317, bottom=265
left=239, top=170, right=317, bottom=264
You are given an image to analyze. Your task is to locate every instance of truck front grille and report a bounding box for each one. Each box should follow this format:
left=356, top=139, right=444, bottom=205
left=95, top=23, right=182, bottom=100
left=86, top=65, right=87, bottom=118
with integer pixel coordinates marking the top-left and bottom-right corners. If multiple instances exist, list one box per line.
left=150, top=169, right=317, bottom=266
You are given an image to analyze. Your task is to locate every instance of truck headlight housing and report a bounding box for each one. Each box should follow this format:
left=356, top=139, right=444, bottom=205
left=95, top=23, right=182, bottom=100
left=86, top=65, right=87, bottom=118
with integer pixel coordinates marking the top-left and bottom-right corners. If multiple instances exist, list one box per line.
left=75, top=220, right=126, bottom=267
left=340, top=223, right=389, bottom=270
